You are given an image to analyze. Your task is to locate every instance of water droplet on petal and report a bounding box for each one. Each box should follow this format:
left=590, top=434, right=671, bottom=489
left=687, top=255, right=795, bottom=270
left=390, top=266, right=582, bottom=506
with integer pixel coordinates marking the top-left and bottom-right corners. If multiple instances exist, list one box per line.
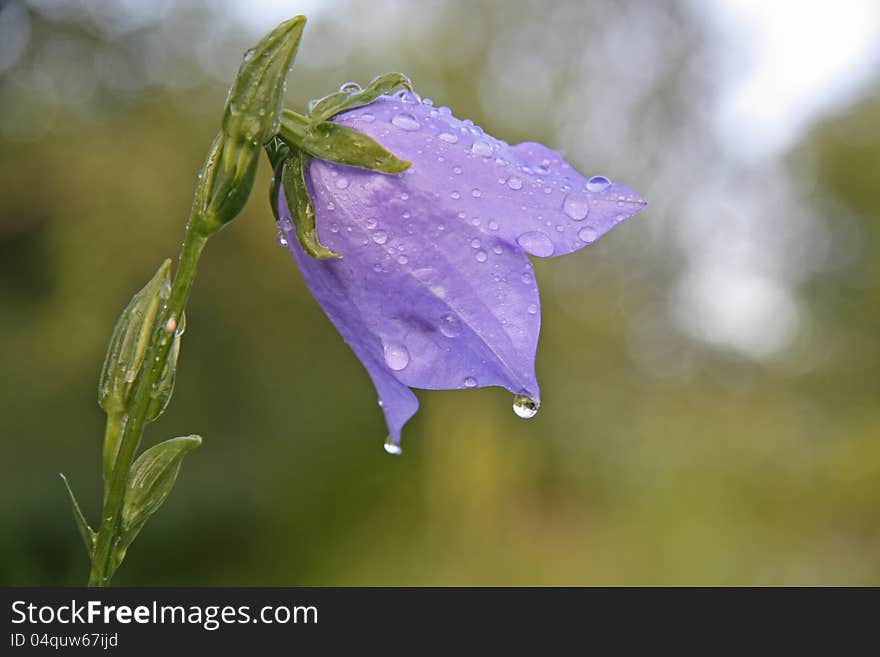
left=360, top=112, right=375, bottom=123
left=586, top=175, right=611, bottom=192
left=563, top=193, right=590, bottom=221
left=517, top=231, right=555, bottom=257
left=384, top=343, right=410, bottom=371
left=392, top=113, right=421, bottom=131
left=471, top=140, right=494, bottom=157
left=463, top=376, right=478, bottom=388
left=339, top=81, right=362, bottom=92
left=512, top=394, right=539, bottom=419
left=475, top=250, right=488, bottom=262
left=439, top=313, right=462, bottom=337
left=471, top=188, right=482, bottom=197
left=453, top=166, right=463, bottom=175
left=383, top=435, right=402, bottom=455
left=578, top=226, right=598, bottom=243
left=372, top=230, right=388, bottom=245
left=243, top=48, right=255, bottom=62
left=438, top=132, right=458, bottom=143
left=336, top=177, right=349, bottom=189
left=470, top=238, right=481, bottom=248
left=488, top=220, right=499, bottom=230
left=397, top=255, right=409, bottom=265
left=507, top=177, right=523, bottom=190
left=528, top=304, right=538, bottom=315
left=365, top=218, right=377, bottom=229
left=276, top=217, right=294, bottom=232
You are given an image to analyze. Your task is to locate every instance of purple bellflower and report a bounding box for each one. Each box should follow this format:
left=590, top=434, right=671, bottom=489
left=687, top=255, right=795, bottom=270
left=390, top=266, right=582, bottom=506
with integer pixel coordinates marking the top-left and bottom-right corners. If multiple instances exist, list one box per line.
left=276, top=92, right=646, bottom=454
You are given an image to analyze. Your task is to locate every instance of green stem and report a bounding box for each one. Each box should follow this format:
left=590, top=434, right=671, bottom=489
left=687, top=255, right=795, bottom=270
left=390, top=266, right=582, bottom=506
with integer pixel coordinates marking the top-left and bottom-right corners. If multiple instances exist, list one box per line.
left=101, top=411, right=126, bottom=495
left=88, top=223, right=208, bottom=587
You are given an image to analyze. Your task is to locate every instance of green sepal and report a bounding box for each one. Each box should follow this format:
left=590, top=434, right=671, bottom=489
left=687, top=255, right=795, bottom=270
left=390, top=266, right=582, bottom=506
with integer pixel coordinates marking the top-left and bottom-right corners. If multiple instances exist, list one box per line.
left=98, top=260, right=172, bottom=415
left=308, top=72, right=412, bottom=122
left=280, top=150, right=340, bottom=259
left=222, top=15, right=306, bottom=146
left=118, top=436, right=202, bottom=557
left=60, top=473, right=95, bottom=558
left=280, top=111, right=411, bottom=174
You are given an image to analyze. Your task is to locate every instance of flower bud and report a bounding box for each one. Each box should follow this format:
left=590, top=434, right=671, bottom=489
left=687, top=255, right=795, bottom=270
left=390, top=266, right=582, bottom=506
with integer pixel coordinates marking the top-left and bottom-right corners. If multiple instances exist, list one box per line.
left=222, top=16, right=305, bottom=147
left=98, top=259, right=173, bottom=415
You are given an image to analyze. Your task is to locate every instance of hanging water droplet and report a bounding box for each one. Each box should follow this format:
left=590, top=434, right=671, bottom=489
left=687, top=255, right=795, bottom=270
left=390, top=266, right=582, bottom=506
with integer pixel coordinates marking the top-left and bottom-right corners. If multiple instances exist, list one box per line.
left=276, top=232, right=288, bottom=247
left=507, top=177, right=523, bottom=190
left=439, top=313, right=462, bottom=337
left=512, top=394, right=539, bottom=419
left=372, top=230, right=388, bottom=245
left=384, top=343, right=410, bottom=370
left=463, top=376, right=478, bottom=388
left=516, top=231, right=554, bottom=257
left=586, top=175, right=611, bottom=192
left=392, top=113, right=421, bottom=131
left=578, top=226, right=598, bottom=243
left=339, top=81, right=362, bottom=92
left=438, top=132, right=458, bottom=143
left=242, top=48, right=255, bottom=62
left=563, top=193, right=591, bottom=221
left=383, top=435, right=402, bottom=455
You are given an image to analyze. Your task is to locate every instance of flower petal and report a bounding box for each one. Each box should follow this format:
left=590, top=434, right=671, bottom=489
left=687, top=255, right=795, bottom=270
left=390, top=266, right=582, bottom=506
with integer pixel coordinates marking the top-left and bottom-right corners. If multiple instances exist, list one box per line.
left=278, top=94, right=645, bottom=446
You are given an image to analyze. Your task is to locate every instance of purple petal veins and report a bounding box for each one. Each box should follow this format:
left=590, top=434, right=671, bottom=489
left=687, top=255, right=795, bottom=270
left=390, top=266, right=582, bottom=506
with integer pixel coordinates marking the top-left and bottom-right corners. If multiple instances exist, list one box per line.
left=277, top=93, right=646, bottom=452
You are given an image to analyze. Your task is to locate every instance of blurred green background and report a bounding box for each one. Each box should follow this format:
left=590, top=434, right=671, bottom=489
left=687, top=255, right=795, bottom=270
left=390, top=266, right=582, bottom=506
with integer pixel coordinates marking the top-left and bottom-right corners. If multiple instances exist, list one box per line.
left=2, top=0, right=879, bottom=585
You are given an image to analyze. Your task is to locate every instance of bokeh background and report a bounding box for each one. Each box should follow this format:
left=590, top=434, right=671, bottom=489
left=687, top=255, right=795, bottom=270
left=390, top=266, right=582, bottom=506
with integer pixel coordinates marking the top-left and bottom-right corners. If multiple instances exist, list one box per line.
left=2, top=0, right=879, bottom=585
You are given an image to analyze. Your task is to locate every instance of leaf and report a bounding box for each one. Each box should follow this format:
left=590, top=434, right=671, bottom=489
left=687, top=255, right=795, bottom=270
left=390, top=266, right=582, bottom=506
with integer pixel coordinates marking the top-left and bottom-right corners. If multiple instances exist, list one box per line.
left=121, top=435, right=202, bottom=545
left=280, top=150, right=341, bottom=259
left=59, top=473, right=95, bottom=558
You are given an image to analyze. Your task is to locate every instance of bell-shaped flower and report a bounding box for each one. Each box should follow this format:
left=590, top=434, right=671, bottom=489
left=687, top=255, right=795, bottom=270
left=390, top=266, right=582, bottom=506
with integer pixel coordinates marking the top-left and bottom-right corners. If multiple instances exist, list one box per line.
left=275, top=92, right=646, bottom=453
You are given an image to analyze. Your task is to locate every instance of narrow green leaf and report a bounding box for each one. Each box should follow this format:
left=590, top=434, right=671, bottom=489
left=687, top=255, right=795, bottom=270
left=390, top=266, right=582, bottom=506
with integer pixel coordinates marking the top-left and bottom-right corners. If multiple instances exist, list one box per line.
left=121, top=435, right=202, bottom=546
left=279, top=110, right=411, bottom=174
left=309, top=72, right=412, bottom=122
left=281, top=150, right=341, bottom=260
left=59, top=473, right=95, bottom=558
